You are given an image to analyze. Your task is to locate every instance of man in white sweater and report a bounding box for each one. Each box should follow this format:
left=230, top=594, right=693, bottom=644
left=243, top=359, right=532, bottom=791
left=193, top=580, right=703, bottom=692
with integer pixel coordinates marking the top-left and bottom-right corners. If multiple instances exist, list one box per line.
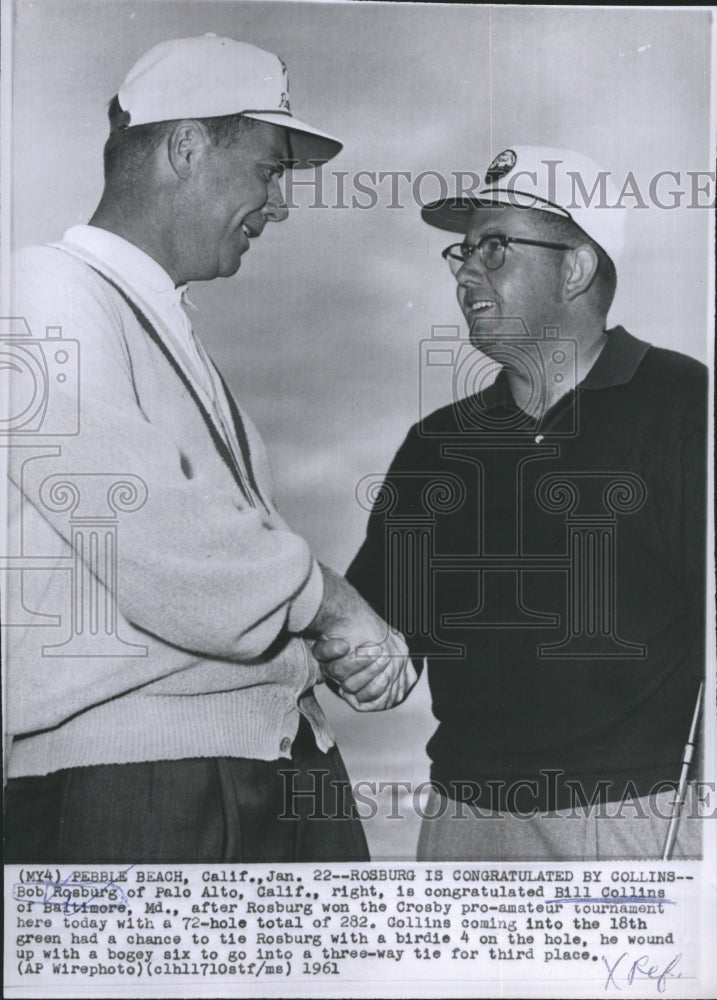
left=5, top=35, right=415, bottom=861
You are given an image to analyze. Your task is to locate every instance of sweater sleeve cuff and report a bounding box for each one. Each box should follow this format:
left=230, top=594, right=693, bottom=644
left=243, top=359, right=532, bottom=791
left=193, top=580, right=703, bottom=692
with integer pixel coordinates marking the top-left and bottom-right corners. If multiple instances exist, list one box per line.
left=287, top=558, right=324, bottom=634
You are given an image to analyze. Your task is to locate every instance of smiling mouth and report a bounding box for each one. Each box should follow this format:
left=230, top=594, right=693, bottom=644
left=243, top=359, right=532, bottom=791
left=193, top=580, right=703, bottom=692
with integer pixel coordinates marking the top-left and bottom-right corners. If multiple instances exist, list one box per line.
left=467, top=299, right=495, bottom=314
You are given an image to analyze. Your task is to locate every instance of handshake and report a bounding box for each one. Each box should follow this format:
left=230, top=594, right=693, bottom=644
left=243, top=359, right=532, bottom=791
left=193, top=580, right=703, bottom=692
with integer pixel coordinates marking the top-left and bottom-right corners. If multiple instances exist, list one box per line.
left=306, top=564, right=418, bottom=712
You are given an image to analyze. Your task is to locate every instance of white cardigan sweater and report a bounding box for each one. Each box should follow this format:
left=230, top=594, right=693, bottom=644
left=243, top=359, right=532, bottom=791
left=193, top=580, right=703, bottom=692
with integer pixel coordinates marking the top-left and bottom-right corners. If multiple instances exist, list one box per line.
left=6, top=242, right=334, bottom=777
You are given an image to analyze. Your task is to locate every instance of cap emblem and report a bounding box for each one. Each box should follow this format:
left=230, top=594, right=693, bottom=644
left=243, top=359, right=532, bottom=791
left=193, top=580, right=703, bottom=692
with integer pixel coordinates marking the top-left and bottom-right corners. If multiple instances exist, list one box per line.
left=485, top=148, right=517, bottom=184
left=278, top=55, right=291, bottom=111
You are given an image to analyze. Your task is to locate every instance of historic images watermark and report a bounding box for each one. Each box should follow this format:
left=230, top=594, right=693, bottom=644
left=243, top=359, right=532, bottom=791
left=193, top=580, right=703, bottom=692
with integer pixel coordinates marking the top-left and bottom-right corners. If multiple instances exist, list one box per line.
left=0, top=317, right=80, bottom=437
left=280, top=163, right=716, bottom=211
left=1, top=315, right=148, bottom=655
left=351, top=320, right=652, bottom=660
left=279, top=770, right=717, bottom=824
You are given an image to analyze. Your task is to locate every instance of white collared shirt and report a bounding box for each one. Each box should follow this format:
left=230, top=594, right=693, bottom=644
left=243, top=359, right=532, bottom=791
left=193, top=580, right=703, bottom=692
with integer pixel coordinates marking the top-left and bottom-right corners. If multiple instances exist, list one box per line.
left=58, top=225, right=253, bottom=492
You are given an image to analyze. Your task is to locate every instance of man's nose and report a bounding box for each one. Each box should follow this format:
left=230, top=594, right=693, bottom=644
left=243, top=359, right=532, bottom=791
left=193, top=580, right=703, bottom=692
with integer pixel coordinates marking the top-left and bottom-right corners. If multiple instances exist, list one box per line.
left=456, top=253, right=486, bottom=286
left=262, top=176, right=289, bottom=223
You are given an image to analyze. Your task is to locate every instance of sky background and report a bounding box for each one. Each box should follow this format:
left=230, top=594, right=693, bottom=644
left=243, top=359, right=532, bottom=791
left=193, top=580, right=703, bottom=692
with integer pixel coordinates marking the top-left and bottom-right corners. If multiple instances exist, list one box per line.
left=8, top=1, right=714, bottom=857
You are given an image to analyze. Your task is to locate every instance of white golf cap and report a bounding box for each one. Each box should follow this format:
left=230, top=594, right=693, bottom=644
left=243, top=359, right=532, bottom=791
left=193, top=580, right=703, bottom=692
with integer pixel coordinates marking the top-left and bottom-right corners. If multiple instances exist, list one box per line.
left=422, top=145, right=625, bottom=263
left=114, top=34, right=342, bottom=168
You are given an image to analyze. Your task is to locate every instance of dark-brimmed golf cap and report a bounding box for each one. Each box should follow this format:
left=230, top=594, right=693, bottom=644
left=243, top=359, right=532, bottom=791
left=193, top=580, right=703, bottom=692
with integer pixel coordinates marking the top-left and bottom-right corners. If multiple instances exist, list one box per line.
left=422, top=145, right=625, bottom=263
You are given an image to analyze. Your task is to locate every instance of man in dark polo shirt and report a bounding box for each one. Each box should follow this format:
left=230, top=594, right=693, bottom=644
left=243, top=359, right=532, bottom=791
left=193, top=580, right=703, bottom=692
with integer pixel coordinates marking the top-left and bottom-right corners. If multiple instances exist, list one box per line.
left=347, top=146, right=707, bottom=860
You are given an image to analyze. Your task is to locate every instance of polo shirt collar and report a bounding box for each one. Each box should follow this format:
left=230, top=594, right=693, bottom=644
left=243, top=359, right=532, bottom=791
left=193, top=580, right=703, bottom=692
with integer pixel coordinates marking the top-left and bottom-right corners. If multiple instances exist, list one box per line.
left=479, top=326, right=651, bottom=412
left=61, top=224, right=188, bottom=303
left=580, top=326, right=651, bottom=389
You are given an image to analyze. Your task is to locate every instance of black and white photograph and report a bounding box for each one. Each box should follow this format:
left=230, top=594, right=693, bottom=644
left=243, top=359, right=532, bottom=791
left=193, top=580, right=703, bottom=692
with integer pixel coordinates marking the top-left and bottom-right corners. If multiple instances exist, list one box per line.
left=2, top=2, right=715, bottom=997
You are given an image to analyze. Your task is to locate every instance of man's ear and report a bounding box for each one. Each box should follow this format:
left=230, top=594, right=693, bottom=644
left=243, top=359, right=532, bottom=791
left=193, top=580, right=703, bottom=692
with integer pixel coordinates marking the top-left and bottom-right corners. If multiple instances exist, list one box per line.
left=167, top=120, right=210, bottom=179
left=563, top=244, right=599, bottom=301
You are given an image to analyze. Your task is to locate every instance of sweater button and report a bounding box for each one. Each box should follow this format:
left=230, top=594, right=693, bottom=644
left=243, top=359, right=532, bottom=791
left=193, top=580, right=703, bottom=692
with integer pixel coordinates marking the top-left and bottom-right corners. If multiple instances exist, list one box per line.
left=280, top=737, right=292, bottom=753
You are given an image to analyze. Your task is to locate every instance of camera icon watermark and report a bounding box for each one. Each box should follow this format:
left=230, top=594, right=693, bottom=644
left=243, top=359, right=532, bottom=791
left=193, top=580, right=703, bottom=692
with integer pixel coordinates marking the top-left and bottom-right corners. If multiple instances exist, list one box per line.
left=0, top=317, right=80, bottom=436
left=418, top=321, right=578, bottom=437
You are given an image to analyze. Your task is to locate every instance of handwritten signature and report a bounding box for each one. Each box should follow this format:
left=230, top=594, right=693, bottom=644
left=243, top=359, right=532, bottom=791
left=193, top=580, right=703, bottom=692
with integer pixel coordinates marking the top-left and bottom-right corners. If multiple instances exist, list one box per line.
left=602, top=952, right=682, bottom=993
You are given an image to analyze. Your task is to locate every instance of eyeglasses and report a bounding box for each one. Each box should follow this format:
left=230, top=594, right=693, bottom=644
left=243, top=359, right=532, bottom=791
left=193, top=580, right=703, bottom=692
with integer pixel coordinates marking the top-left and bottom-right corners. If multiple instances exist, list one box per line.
left=442, top=234, right=574, bottom=275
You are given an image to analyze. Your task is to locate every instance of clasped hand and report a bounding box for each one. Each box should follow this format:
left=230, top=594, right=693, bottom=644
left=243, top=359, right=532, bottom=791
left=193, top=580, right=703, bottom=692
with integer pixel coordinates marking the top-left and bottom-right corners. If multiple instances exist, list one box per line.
left=306, top=564, right=417, bottom=712
left=313, top=630, right=417, bottom=711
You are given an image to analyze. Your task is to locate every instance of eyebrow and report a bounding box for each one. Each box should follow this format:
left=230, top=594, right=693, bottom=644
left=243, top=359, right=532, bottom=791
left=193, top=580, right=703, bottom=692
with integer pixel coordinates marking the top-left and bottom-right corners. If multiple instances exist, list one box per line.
left=464, top=228, right=503, bottom=242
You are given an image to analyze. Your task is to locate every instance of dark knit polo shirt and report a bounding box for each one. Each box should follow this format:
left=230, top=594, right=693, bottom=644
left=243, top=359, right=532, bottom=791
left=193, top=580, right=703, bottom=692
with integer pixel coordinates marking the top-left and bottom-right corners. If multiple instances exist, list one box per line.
left=347, top=328, right=707, bottom=812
